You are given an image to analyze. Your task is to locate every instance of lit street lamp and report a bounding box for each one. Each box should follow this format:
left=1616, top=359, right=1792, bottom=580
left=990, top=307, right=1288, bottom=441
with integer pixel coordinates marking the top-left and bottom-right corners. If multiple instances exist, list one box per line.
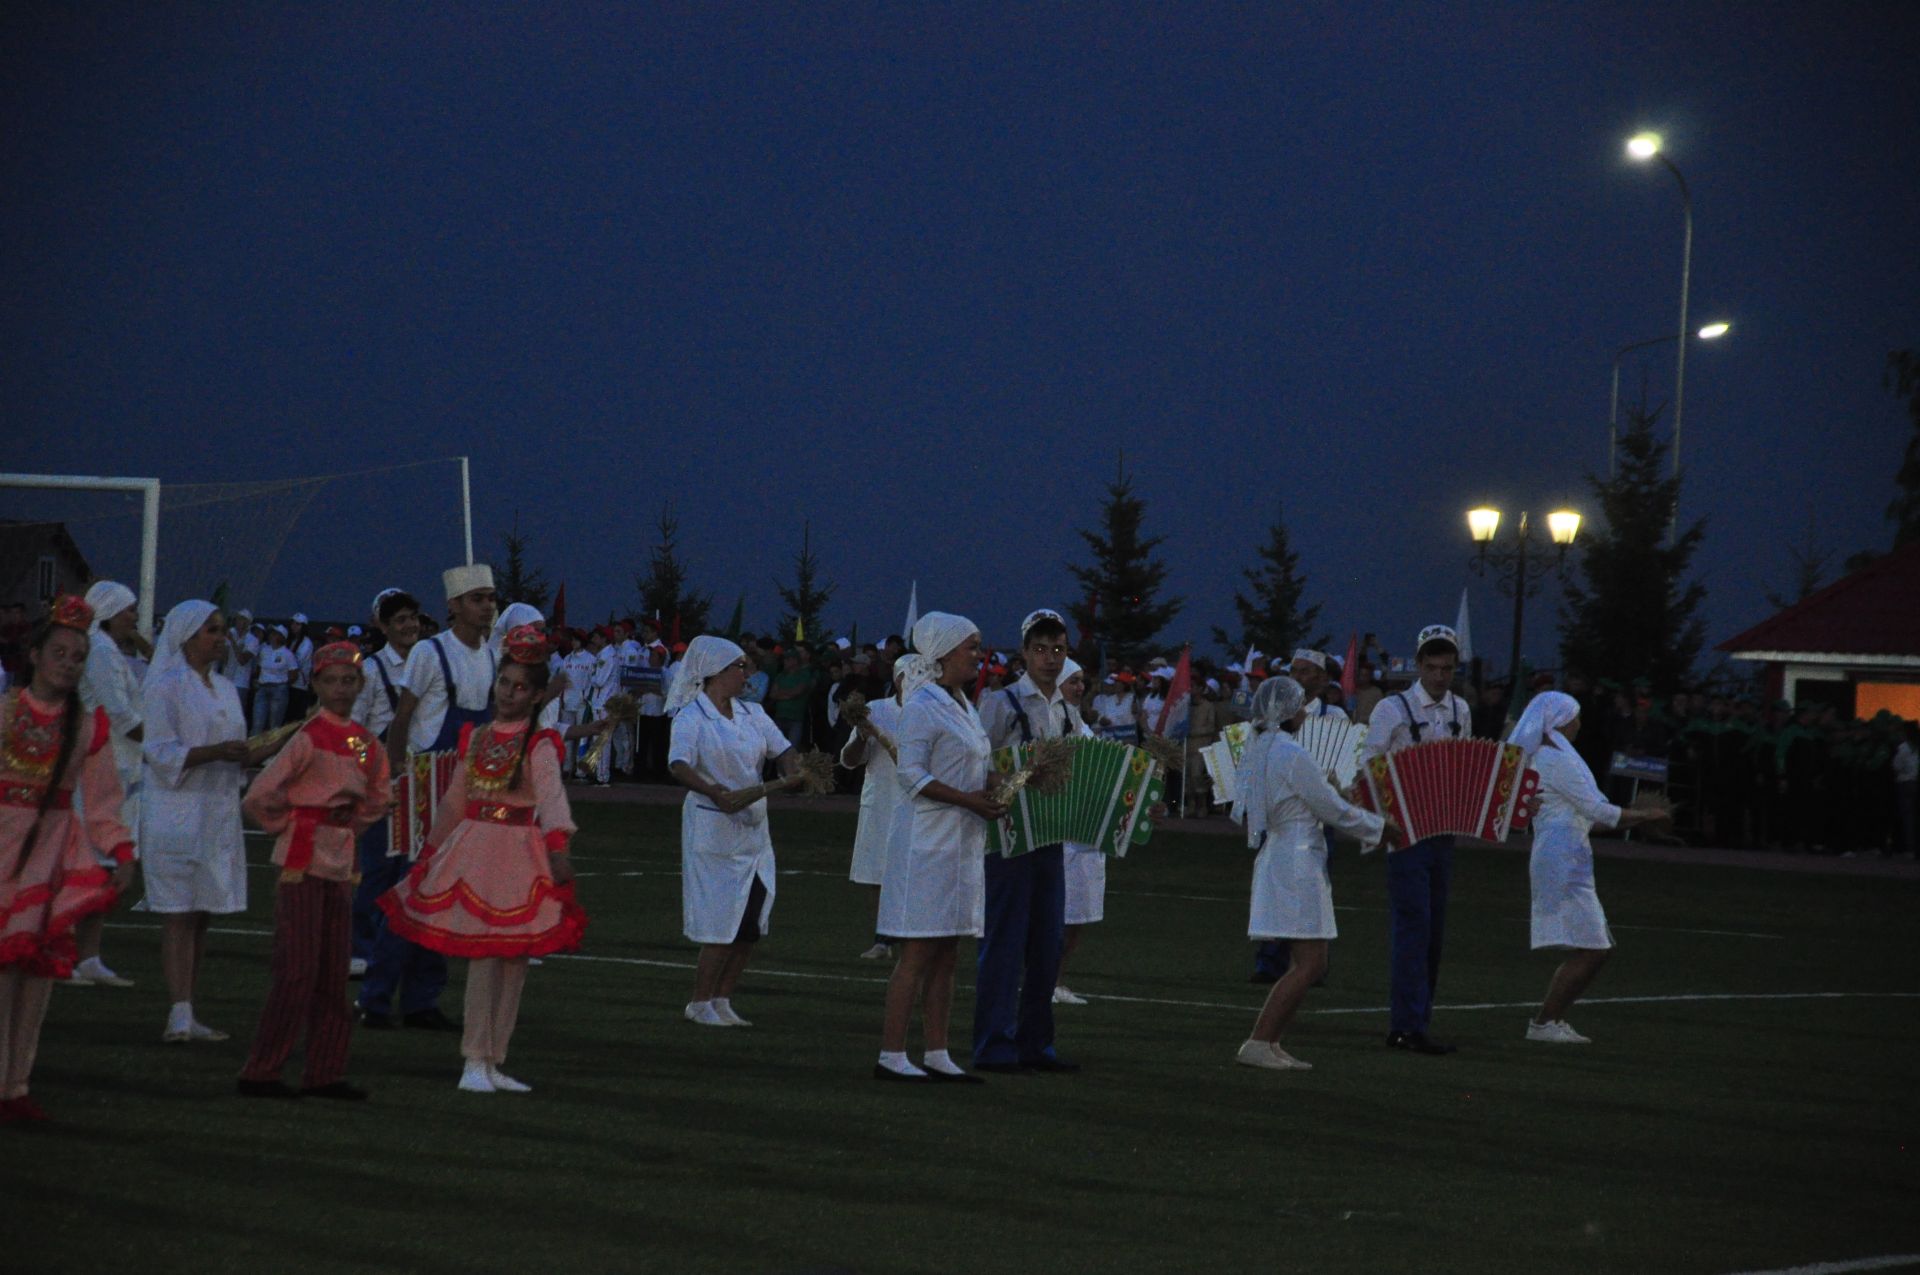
left=1609, top=322, right=1731, bottom=477
left=1466, top=505, right=1582, bottom=686
left=1625, top=132, right=1696, bottom=484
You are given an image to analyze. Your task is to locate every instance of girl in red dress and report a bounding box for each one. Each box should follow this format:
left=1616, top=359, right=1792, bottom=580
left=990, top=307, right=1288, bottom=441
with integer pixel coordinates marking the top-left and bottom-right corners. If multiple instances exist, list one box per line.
left=0, top=596, right=136, bottom=1123
left=380, top=625, right=584, bottom=1094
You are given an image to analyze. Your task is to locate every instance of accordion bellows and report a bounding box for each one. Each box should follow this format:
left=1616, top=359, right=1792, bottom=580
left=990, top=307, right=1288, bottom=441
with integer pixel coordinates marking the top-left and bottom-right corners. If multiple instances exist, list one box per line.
left=392, top=749, right=460, bottom=860
left=1296, top=716, right=1369, bottom=789
left=1355, top=738, right=1539, bottom=846
left=987, top=737, right=1166, bottom=858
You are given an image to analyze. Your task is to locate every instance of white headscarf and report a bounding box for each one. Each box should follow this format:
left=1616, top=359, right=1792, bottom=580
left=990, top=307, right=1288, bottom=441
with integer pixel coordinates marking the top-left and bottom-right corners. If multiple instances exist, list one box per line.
left=149, top=599, right=220, bottom=682
left=84, top=581, right=136, bottom=633
left=1232, top=675, right=1310, bottom=841
left=899, top=612, right=978, bottom=703
left=665, top=635, right=746, bottom=715
left=1060, top=656, right=1083, bottom=685
left=1509, top=690, right=1580, bottom=760
left=490, top=602, right=545, bottom=655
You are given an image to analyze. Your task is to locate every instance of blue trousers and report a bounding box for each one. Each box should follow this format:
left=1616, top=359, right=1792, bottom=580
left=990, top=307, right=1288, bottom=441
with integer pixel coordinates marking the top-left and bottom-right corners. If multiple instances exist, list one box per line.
left=1386, top=835, right=1453, bottom=1035
left=353, top=821, right=447, bottom=1017
left=972, top=845, right=1065, bottom=1066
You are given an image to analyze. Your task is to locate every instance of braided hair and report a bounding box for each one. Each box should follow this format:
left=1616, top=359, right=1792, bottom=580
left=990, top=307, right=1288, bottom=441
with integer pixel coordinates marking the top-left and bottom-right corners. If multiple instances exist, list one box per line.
left=501, top=658, right=552, bottom=793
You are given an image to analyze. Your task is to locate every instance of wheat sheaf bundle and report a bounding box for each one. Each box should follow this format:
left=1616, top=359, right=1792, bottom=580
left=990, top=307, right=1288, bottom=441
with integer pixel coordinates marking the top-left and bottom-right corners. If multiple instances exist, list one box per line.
left=1139, top=733, right=1185, bottom=773
left=577, top=695, right=642, bottom=774
left=1630, top=790, right=1677, bottom=823
left=786, top=748, right=838, bottom=796
left=987, top=735, right=1077, bottom=805
left=840, top=691, right=871, bottom=727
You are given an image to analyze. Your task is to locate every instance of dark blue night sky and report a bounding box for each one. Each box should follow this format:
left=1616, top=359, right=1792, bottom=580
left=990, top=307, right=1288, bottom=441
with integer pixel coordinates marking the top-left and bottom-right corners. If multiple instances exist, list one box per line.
left=5, top=4, right=1917, bottom=668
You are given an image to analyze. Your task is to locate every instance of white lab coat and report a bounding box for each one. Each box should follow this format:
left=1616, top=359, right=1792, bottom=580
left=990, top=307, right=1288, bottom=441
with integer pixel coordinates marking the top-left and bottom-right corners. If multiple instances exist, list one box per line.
left=1246, top=734, right=1384, bottom=940
left=79, top=629, right=145, bottom=851
left=1527, top=743, right=1619, bottom=950
left=671, top=694, right=788, bottom=944
left=139, top=666, right=248, bottom=914
left=842, top=696, right=904, bottom=886
left=878, top=685, right=990, bottom=939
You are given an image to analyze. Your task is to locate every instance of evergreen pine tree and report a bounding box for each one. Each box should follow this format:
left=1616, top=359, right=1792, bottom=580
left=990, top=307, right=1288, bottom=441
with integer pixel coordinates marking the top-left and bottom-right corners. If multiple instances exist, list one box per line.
left=1559, top=403, right=1707, bottom=691
left=635, top=504, right=712, bottom=635
left=1211, top=505, right=1326, bottom=658
left=1067, top=456, right=1182, bottom=662
left=774, top=521, right=835, bottom=645
left=492, top=514, right=551, bottom=611
left=1885, top=349, right=1920, bottom=547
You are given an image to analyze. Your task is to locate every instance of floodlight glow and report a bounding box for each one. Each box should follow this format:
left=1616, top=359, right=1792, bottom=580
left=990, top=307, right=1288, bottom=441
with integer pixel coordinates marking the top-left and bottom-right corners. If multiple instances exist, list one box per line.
left=1697, top=322, right=1730, bottom=339
left=1547, top=510, right=1582, bottom=546
left=1626, top=133, right=1662, bottom=160
left=1467, top=507, right=1502, bottom=543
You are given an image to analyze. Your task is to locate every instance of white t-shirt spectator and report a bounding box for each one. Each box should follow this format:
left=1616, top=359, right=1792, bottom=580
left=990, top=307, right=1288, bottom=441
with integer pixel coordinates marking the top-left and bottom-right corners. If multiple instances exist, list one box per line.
left=256, top=646, right=299, bottom=685
left=400, top=631, right=496, bottom=755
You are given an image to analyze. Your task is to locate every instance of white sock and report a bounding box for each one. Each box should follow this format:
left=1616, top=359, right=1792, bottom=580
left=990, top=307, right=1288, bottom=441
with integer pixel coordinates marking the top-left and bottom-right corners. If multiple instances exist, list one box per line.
left=877, top=1051, right=927, bottom=1077
left=921, top=1049, right=965, bottom=1076
left=168, top=1002, right=193, bottom=1030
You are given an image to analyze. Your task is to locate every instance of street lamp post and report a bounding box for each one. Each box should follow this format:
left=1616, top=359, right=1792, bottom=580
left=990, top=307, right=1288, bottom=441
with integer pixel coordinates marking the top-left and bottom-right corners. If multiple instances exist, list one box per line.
left=1626, top=133, right=1694, bottom=485
left=1466, top=506, right=1581, bottom=686
left=1609, top=322, right=1731, bottom=478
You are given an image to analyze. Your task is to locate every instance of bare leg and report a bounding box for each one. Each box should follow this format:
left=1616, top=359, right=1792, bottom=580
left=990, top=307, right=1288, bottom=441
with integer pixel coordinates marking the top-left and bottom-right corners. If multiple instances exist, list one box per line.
left=0, top=970, right=18, bottom=1097
left=191, top=914, right=212, bottom=994
left=882, top=939, right=939, bottom=1053
left=75, top=912, right=105, bottom=964
left=160, top=913, right=202, bottom=1004
left=5, top=975, right=53, bottom=1098
left=691, top=944, right=731, bottom=1003
left=921, top=940, right=958, bottom=1052
left=462, top=958, right=498, bottom=1061
left=1250, top=940, right=1328, bottom=1043
left=489, top=958, right=529, bottom=1065
left=1057, top=924, right=1083, bottom=983
left=716, top=942, right=753, bottom=999
left=1538, top=948, right=1610, bottom=1023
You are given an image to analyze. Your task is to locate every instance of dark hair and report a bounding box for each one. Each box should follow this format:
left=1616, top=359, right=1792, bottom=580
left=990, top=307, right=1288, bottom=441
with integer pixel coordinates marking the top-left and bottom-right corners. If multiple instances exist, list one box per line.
left=1022, top=616, right=1069, bottom=647
left=16, top=619, right=85, bottom=875
left=377, top=591, right=421, bottom=623
left=1416, top=638, right=1459, bottom=662
left=495, top=658, right=552, bottom=792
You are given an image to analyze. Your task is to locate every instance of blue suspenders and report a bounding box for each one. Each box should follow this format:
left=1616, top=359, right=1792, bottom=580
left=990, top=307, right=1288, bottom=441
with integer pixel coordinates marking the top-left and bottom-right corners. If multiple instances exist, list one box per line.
left=1394, top=691, right=1463, bottom=743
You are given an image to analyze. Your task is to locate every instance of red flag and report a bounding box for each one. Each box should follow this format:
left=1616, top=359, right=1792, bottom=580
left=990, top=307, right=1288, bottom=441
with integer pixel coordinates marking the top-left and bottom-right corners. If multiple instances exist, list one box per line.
left=973, top=648, right=994, bottom=701
left=1154, top=645, right=1193, bottom=736
left=1341, top=631, right=1358, bottom=700
left=551, top=582, right=567, bottom=630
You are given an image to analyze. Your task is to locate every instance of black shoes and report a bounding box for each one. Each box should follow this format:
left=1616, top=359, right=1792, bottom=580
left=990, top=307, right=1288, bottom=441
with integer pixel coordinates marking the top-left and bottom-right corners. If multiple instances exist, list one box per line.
left=301, top=1081, right=370, bottom=1101
left=356, top=1009, right=397, bottom=1030
left=925, top=1068, right=986, bottom=1085
left=402, top=1008, right=461, bottom=1032
left=237, top=1078, right=300, bottom=1099
left=872, top=1064, right=927, bottom=1083
left=1386, top=1031, right=1457, bottom=1055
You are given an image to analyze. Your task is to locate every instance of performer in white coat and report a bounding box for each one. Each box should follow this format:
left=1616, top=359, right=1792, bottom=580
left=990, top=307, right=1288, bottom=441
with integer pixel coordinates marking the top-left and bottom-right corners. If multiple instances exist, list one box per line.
left=142, top=600, right=287, bottom=1042
left=1233, top=676, right=1397, bottom=1071
left=1052, top=658, right=1103, bottom=1006
left=874, top=612, right=1005, bottom=1083
left=668, top=635, right=799, bottom=1028
left=73, top=580, right=146, bottom=987
left=1511, top=691, right=1663, bottom=1044
left=841, top=660, right=907, bottom=959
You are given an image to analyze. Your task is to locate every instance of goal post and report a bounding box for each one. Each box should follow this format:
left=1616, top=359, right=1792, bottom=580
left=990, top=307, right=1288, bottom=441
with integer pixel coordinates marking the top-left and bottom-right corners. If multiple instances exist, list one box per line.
left=1, top=473, right=160, bottom=635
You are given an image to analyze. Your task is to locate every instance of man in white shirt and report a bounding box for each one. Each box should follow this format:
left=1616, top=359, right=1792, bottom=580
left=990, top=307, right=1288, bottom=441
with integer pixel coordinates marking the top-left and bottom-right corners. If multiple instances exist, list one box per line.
left=369, top=568, right=496, bottom=1032
left=558, top=631, right=599, bottom=777
left=1364, top=624, right=1471, bottom=1056
left=350, top=587, right=422, bottom=984
left=970, top=608, right=1082, bottom=1074
left=585, top=627, right=621, bottom=784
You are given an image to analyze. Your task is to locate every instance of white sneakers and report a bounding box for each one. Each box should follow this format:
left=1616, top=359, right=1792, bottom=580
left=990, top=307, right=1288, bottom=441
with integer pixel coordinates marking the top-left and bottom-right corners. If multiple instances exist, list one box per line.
left=858, top=943, right=893, bottom=960
left=1526, top=1019, right=1592, bottom=1044
left=458, top=1060, right=496, bottom=1093
left=487, top=1064, right=531, bottom=1093
left=1052, top=986, right=1089, bottom=1006
left=162, top=1004, right=228, bottom=1043
left=711, top=999, right=751, bottom=1027
left=684, top=1001, right=730, bottom=1027
left=71, top=957, right=135, bottom=988
left=1234, top=1039, right=1312, bottom=1071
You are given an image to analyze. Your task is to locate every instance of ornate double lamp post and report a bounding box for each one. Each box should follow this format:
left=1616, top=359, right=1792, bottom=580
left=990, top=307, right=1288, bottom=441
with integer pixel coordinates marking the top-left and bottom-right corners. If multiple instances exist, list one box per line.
left=1466, top=506, right=1582, bottom=686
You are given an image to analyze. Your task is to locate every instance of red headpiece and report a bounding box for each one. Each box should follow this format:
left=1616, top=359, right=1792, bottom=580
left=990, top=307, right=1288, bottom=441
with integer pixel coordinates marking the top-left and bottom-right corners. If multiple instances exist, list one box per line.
left=49, top=594, right=94, bottom=634
left=311, top=641, right=363, bottom=673
left=503, top=623, right=552, bottom=666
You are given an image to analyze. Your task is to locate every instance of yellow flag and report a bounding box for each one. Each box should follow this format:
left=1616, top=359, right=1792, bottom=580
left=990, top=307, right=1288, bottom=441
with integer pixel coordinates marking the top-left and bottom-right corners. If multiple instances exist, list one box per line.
left=794, top=616, right=807, bottom=642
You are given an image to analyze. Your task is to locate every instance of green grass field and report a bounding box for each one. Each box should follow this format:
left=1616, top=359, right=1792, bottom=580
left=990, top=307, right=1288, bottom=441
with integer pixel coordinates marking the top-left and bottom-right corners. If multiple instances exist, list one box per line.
left=8, top=804, right=1918, bottom=1275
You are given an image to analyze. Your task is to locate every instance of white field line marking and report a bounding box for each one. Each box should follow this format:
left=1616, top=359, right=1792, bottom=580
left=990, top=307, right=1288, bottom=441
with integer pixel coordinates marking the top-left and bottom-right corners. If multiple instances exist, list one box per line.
left=1724, top=1256, right=1920, bottom=1275
left=104, top=924, right=1916, bottom=1019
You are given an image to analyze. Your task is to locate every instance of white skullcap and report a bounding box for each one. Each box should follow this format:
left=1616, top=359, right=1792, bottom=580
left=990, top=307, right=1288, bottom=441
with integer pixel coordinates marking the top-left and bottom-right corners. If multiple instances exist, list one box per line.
left=371, top=587, right=406, bottom=617
left=899, top=612, right=979, bottom=702
left=1019, top=608, right=1066, bottom=643
left=1061, top=656, right=1084, bottom=684
left=83, top=581, right=136, bottom=632
left=1510, top=690, right=1581, bottom=759
left=1291, top=649, right=1328, bottom=670
left=1416, top=624, right=1459, bottom=653
left=665, top=635, right=747, bottom=715
left=442, top=563, right=495, bottom=602
left=835, top=636, right=851, bottom=650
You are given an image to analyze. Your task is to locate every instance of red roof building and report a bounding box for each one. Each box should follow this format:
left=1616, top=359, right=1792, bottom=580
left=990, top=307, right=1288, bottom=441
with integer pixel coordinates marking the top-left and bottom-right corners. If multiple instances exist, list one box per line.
left=1717, top=542, right=1920, bottom=720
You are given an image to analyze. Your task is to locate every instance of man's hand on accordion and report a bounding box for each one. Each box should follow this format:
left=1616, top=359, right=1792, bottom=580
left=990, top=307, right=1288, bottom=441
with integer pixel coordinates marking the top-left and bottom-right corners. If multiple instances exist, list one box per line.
left=1381, top=819, right=1409, bottom=852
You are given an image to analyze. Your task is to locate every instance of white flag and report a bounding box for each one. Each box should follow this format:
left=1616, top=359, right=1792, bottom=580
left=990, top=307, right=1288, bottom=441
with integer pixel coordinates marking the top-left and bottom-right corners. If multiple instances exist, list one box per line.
left=903, top=581, right=919, bottom=643
left=1455, top=586, right=1474, bottom=667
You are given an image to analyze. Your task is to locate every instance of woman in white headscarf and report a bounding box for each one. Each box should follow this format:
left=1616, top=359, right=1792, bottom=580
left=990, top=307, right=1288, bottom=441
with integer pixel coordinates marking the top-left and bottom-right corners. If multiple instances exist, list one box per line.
left=667, top=634, right=800, bottom=1028
left=1234, top=676, right=1398, bottom=1072
left=1511, top=690, right=1663, bottom=1044
left=1051, top=657, right=1102, bottom=1006
left=874, top=612, right=1005, bottom=1082
left=71, top=582, right=147, bottom=987
left=841, top=658, right=910, bottom=959
left=141, top=601, right=286, bottom=1041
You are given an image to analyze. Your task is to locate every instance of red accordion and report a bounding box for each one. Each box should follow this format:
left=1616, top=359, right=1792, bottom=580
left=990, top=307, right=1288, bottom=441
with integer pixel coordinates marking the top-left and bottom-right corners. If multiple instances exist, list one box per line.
left=1355, top=738, right=1538, bottom=847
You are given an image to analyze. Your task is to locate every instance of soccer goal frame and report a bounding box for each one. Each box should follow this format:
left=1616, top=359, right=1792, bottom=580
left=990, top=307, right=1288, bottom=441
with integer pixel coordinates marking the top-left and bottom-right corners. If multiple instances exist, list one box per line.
left=1, top=472, right=160, bottom=635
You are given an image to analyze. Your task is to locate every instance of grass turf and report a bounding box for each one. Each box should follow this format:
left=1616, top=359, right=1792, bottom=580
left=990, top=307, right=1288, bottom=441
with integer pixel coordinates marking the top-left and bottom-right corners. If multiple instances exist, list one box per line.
left=7, top=803, right=1917, bottom=1274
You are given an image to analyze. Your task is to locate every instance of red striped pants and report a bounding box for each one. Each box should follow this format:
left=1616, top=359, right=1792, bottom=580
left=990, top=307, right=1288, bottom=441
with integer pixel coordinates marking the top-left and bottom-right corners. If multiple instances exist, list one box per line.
left=240, top=877, right=354, bottom=1087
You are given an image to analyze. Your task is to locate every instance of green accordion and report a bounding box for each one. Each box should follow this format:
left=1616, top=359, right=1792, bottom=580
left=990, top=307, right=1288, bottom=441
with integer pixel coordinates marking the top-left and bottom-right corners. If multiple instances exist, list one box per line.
left=985, top=737, right=1166, bottom=858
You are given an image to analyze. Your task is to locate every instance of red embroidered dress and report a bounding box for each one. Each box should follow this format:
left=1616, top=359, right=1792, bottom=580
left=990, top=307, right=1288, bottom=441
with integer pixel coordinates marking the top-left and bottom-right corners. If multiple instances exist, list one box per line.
left=242, top=712, right=393, bottom=883
left=0, top=691, right=135, bottom=976
left=379, top=720, right=585, bottom=958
